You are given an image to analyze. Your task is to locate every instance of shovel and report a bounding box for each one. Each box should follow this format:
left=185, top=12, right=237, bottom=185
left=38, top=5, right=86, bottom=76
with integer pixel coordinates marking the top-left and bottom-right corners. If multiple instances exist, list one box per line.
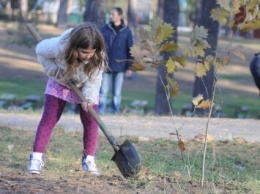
left=26, top=23, right=141, bottom=178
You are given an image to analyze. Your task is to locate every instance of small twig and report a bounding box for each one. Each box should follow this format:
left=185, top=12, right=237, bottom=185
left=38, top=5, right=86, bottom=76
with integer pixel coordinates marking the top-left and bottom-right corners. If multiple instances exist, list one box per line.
left=158, top=73, right=185, bottom=162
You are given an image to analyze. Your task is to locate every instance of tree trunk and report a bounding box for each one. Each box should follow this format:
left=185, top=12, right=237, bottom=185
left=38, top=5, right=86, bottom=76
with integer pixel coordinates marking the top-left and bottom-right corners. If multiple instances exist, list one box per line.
left=84, top=0, right=106, bottom=28
left=192, top=0, right=219, bottom=116
left=194, top=0, right=203, bottom=26
left=127, top=0, right=137, bottom=38
left=155, top=0, right=179, bottom=115
left=56, top=0, right=68, bottom=28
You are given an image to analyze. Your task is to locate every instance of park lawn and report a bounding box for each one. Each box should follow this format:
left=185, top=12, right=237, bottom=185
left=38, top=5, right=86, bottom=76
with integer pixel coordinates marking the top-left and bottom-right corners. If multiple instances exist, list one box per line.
left=0, top=76, right=259, bottom=118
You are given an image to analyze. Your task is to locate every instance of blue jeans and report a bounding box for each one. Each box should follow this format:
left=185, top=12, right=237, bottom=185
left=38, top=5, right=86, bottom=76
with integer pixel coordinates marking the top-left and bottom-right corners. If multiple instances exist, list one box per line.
left=99, top=72, right=124, bottom=114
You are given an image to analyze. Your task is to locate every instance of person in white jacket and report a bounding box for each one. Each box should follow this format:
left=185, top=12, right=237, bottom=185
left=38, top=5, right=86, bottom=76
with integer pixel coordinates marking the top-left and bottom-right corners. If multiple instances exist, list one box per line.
left=28, top=23, right=107, bottom=175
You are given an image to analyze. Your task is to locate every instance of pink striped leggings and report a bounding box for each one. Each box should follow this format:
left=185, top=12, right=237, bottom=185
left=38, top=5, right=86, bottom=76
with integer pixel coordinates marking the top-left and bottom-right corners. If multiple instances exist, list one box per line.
left=33, top=94, right=98, bottom=156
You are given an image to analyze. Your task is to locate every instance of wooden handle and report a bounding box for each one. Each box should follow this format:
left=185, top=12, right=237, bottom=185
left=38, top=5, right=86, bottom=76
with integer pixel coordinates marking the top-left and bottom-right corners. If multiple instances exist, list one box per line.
left=26, top=23, right=42, bottom=42
left=67, top=82, right=104, bottom=126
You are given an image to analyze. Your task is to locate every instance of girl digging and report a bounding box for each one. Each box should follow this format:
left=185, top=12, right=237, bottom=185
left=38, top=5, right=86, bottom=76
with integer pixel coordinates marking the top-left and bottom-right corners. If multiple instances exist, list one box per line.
left=28, top=23, right=107, bottom=175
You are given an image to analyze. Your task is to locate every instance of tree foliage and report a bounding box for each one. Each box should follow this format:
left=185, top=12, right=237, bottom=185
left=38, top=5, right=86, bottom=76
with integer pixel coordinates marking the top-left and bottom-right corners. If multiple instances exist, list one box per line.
left=130, top=0, right=259, bottom=109
left=129, top=17, right=186, bottom=96
left=211, top=0, right=260, bottom=31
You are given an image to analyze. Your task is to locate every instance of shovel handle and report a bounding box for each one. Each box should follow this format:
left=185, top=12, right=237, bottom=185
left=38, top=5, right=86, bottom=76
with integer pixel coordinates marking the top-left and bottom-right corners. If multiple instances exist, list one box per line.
left=26, top=23, right=42, bottom=42
left=66, top=81, right=119, bottom=149
left=26, top=23, right=119, bottom=150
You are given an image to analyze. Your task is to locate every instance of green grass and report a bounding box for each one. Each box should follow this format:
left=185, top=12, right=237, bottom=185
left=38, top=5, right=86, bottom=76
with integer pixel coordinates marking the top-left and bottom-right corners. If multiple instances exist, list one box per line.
left=1, top=126, right=259, bottom=193
left=0, top=77, right=45, bottom=99
left=122, top=89, right=259, bottom=118
left=0, top=77, right=259, bottom=118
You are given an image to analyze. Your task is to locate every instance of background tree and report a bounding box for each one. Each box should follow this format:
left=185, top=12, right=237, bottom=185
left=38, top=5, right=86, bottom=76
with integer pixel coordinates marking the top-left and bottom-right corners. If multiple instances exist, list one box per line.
left=155, top=0, right=179, bottom=115
left=191, top=0, right=219, bottom=116
left=127, top=0, right=137, bottom=37
left=84, top=0, right=106, bottom=28
left=194, top=0, right=202, bottom=26
left=56, top=0, right=68, bottom=28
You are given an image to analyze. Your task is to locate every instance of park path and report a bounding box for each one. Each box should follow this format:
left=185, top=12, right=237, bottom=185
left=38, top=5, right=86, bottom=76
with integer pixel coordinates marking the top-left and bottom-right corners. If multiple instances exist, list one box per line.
left=0, top=112, right=259, bottom=142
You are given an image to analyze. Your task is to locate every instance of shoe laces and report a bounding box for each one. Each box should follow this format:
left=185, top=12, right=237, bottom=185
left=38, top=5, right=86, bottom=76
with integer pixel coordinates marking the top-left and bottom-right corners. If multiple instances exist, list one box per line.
left=30, top=158, right=44, bottom=168
left=85, top=159, right=96, bottom=169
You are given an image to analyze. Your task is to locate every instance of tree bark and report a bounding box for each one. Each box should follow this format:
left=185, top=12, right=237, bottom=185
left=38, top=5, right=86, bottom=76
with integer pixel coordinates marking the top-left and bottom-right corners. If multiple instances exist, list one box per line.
left=84, top=0, right=106, bottom=28
left=155, top=0, right=179, bottom=115
left=192, top=0, right=219, bottom=116
left=127, top=0, right=137, bottom=37
left=56, top=0, right=68, bottom=28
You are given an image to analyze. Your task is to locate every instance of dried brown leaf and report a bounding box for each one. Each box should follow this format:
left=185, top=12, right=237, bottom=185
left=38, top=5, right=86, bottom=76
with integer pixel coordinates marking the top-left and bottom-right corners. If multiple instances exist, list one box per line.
left=178, top=139, right=186, bottom=151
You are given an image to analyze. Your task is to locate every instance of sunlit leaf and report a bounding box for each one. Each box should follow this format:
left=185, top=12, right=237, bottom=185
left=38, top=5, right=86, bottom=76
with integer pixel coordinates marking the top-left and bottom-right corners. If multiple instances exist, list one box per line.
left=138, top=27, right=150, bottom=41
left=232, top=0, right=242, bottom=14
left=246, top=0, right=259, bottom=13
left=159, top=41, right=178, bottom=52
left=192, top=94, right=204, bottom=106
left=242, top=22, right=258, bottom=31
left=214, top=60, right=223, bottom=71
left=210, top=7, right=229, bottom=24
left=237, top=22, right=246, bottom=30
left=228, top=19, right=236, bottom=28
left=195, top=43, right=206, bottom=57
left=222, top=55, right=230, bottom=65
left=182, top=44, right=196, bottom=57
left=171, top=56, right=187, bottom=68
left=204, top=60, right=211, bottom=71
left=251, top=5, right=259, bottom=19
left=253, top=20, right=260, bottom=30
left=196, top=99, right=213, bottom=109
left=194, top=62, right=207, bottom=77
left=143, top=57, right=154, bottom=64
left=149, top=17, right=163, bottom=40
left=205, top=55, right=215, bottom=63
left=192, top=25, right=208, bottom=42
left=166, top=58, right=177, bottom=73
left=166, top=75, right=179, bottom=96
left=130, top=62, right=146, bottom=71
left=229, top=45, right=245, bottom=61
left=130, top=45, right=143, bottom=61
left=216, top=0, right=231, bottom=11
left=143, top=40, right=157, bottom=55
left=156, top=23, right=174, bottom=44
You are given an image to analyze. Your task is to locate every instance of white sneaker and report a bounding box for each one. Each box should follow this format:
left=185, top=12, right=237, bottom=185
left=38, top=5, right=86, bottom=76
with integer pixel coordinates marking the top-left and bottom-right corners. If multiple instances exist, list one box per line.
left=82, top=155, right=99, bottom=175
left=28, top=152, right=44, bottom=174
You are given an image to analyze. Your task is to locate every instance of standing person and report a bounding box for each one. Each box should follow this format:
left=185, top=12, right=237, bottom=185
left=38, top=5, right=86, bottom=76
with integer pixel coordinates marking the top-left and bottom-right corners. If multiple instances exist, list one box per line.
left=27, top=24, right=107, bottom=175
left=99, top=7, right=134, bottom=114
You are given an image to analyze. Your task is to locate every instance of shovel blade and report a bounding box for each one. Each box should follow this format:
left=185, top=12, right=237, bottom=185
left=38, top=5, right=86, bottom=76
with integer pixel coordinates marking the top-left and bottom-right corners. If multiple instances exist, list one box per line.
left=111, top=140, right=141, bottom=178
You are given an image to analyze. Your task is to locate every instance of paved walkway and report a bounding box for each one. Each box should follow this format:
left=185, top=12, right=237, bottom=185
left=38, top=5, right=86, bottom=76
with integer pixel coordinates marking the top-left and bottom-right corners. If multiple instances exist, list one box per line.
left=0, top=112, right=259, bottom=142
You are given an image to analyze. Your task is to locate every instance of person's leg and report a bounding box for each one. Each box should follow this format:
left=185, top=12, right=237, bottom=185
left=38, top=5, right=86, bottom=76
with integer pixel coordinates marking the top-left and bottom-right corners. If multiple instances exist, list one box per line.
left=28, top=95, right=66, bottom=174
left=79, top=104, right=99, bottom=174
left=33, top=95, right=67, bottom=153
left=99, top=73, right=111, bottom=114
left=79, top=104, right=99, bottom=156
left=111, top=72, right=124, bottom=114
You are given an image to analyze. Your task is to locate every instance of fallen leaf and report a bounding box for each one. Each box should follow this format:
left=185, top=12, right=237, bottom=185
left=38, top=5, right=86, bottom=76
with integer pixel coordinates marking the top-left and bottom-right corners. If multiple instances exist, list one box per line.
left=178, top=139, right=186, bottom=151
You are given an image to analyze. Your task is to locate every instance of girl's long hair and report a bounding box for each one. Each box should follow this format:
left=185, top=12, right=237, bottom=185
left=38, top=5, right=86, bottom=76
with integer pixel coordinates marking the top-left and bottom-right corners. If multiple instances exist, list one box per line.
left=63, top=23, right=107, bottom=80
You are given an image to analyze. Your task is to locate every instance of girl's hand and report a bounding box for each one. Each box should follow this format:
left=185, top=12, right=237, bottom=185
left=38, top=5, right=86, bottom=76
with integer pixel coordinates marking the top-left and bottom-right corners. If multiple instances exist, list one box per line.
left=81, top=99, right=94, bottom=112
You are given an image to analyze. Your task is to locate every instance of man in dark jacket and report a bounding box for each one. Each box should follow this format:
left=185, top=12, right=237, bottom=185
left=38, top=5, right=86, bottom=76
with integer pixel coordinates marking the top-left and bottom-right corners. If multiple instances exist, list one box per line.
left=250, top=52, right=260, bottom=98
left=99, top=7, right=133, bottom=114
